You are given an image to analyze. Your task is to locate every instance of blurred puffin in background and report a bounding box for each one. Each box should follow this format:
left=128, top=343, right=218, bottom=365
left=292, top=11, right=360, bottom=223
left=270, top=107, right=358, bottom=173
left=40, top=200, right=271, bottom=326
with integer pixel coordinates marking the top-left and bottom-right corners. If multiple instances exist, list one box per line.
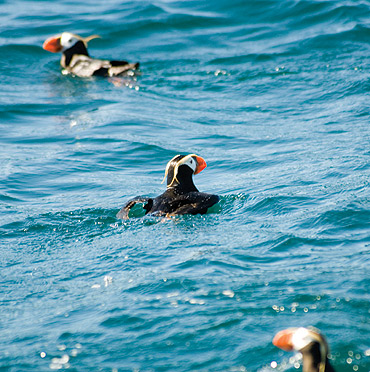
left=43, top=32, right=139, bottom=77
left=273, top=327, right=335, bottom=372
left=117, top=154, right=219, bottom=219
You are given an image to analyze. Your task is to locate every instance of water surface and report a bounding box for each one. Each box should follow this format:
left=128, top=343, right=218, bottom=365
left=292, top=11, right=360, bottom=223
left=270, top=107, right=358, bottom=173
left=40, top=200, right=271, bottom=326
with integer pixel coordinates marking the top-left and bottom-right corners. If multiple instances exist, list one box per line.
left=0, top=1, right=369, bottom=371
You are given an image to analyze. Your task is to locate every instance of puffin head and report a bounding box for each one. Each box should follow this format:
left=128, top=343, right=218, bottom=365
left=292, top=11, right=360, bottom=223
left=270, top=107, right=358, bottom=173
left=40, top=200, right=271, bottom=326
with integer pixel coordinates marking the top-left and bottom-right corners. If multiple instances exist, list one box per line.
left=162, top=154, right=207, bottom=188
left=273, top=327, right=329, bottom=372
left=43, top=32, right=100, bottom=53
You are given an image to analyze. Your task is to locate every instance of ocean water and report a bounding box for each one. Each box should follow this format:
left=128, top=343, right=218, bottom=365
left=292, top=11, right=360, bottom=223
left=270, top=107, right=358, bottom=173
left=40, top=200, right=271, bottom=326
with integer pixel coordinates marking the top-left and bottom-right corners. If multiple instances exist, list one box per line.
left=0, top=0, right=369, bottom=371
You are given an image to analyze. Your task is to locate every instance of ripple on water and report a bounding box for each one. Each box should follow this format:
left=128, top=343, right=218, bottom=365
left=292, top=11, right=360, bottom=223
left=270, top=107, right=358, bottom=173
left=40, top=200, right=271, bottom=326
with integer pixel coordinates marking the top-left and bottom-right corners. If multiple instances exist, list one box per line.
left=1, top=0, right=370, bottom=371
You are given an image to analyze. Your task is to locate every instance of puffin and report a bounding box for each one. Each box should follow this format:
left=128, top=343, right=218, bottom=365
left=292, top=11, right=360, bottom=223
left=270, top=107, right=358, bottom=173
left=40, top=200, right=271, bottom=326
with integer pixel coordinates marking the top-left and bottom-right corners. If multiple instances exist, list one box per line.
left=43, top=32, right=139, bottom=77
left=273, top=327, right=336, bottom=372
left=117, top=154, right=219, bottom=219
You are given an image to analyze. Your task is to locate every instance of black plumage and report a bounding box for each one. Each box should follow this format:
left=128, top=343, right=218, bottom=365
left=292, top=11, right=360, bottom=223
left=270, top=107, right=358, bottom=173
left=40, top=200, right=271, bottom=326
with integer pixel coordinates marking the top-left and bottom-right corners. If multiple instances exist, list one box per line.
left=117, top=154, right=219, bottom=219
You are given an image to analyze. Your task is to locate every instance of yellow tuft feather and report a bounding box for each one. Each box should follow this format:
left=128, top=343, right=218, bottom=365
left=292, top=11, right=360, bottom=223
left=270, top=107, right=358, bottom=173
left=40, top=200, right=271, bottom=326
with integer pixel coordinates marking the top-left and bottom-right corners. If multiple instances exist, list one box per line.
left=162, top=154, right=197, bottom=187
left=83, top=34, right=101, bottom=43
left=307, top=328, right=328, bottom=372
left=161, top=154, right=180, bottom=185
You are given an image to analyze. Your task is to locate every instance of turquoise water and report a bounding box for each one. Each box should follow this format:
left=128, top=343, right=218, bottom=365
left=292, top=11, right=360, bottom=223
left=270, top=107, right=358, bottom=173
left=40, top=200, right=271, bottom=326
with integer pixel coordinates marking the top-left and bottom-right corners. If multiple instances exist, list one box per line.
left=1, top=0, right=369, bottom=371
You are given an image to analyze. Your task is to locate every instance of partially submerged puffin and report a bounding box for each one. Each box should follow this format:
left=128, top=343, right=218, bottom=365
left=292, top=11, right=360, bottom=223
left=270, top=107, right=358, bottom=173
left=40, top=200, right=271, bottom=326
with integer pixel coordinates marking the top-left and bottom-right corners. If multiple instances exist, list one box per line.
left=117, top=154, right=219, bottom=219
left=43, top=32, right=139, bottom=77
left=273, top=327, right=335, bottom=372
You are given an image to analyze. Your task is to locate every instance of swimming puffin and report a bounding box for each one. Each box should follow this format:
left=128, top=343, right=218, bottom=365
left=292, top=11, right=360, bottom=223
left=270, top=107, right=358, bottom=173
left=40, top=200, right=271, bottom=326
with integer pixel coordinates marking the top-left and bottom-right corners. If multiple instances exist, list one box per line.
left=43, top=32, right=139, bottom=77
left=117, top=154, right=219, bottom=219
left=273, top=327, right=336, bottom=372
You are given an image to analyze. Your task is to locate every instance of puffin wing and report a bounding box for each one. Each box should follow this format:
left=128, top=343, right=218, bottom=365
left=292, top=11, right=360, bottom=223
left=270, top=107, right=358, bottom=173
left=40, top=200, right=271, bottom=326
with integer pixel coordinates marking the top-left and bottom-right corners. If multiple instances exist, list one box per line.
left=67, top=55, right=139, bottom=77
left=116, top=196, right=153, bottom=219
left=169, top=192, right=219, bottom=216
left=107, top=61, right=139, bottom=76
left=67, top=55, right=111, bottom=77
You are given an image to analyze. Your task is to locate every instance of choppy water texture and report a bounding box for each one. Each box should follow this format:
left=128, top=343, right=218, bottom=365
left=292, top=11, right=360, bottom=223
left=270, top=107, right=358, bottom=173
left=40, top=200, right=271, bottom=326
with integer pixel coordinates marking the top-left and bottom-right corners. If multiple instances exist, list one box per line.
left=1, top=0, right=370, bottom=371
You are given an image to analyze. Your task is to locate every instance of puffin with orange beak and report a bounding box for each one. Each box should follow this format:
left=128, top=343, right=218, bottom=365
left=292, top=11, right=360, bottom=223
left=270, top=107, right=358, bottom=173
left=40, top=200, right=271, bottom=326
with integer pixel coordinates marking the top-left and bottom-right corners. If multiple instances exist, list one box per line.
left=43, top=32, right=139, bottom=77
left=273, top=327, right=336, bottom=372
left=117, top=154, right=219, bottom=219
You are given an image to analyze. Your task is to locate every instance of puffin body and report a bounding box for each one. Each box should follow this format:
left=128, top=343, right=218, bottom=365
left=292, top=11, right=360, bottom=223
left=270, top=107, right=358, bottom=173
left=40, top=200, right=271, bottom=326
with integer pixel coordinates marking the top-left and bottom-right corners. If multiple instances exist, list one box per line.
left=43, top=32, right=139, bottom=77
left=273, top=327, right=335, bottom=372
left=117, top=154, right=219, bottom=219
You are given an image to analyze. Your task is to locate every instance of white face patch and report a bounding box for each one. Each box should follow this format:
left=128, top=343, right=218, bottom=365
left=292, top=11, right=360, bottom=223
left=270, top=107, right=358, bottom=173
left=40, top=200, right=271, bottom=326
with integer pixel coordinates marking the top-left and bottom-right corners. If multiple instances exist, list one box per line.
left=60, top=32, right=80, bottom=50
left=291, top=327, right=328, bottom=372
left=182, top=156, right=197, bottom=173
left=291, top=327, right=314, bottom=351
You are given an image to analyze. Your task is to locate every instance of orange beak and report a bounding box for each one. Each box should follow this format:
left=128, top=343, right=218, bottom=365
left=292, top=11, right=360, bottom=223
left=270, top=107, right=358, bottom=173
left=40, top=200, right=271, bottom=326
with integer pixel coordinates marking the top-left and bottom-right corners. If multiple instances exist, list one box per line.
left=194, top=156, right=207, bottom=175
left=272, top=328, right=296, bottom=351
left=43, top=36, right=63, bottom=53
